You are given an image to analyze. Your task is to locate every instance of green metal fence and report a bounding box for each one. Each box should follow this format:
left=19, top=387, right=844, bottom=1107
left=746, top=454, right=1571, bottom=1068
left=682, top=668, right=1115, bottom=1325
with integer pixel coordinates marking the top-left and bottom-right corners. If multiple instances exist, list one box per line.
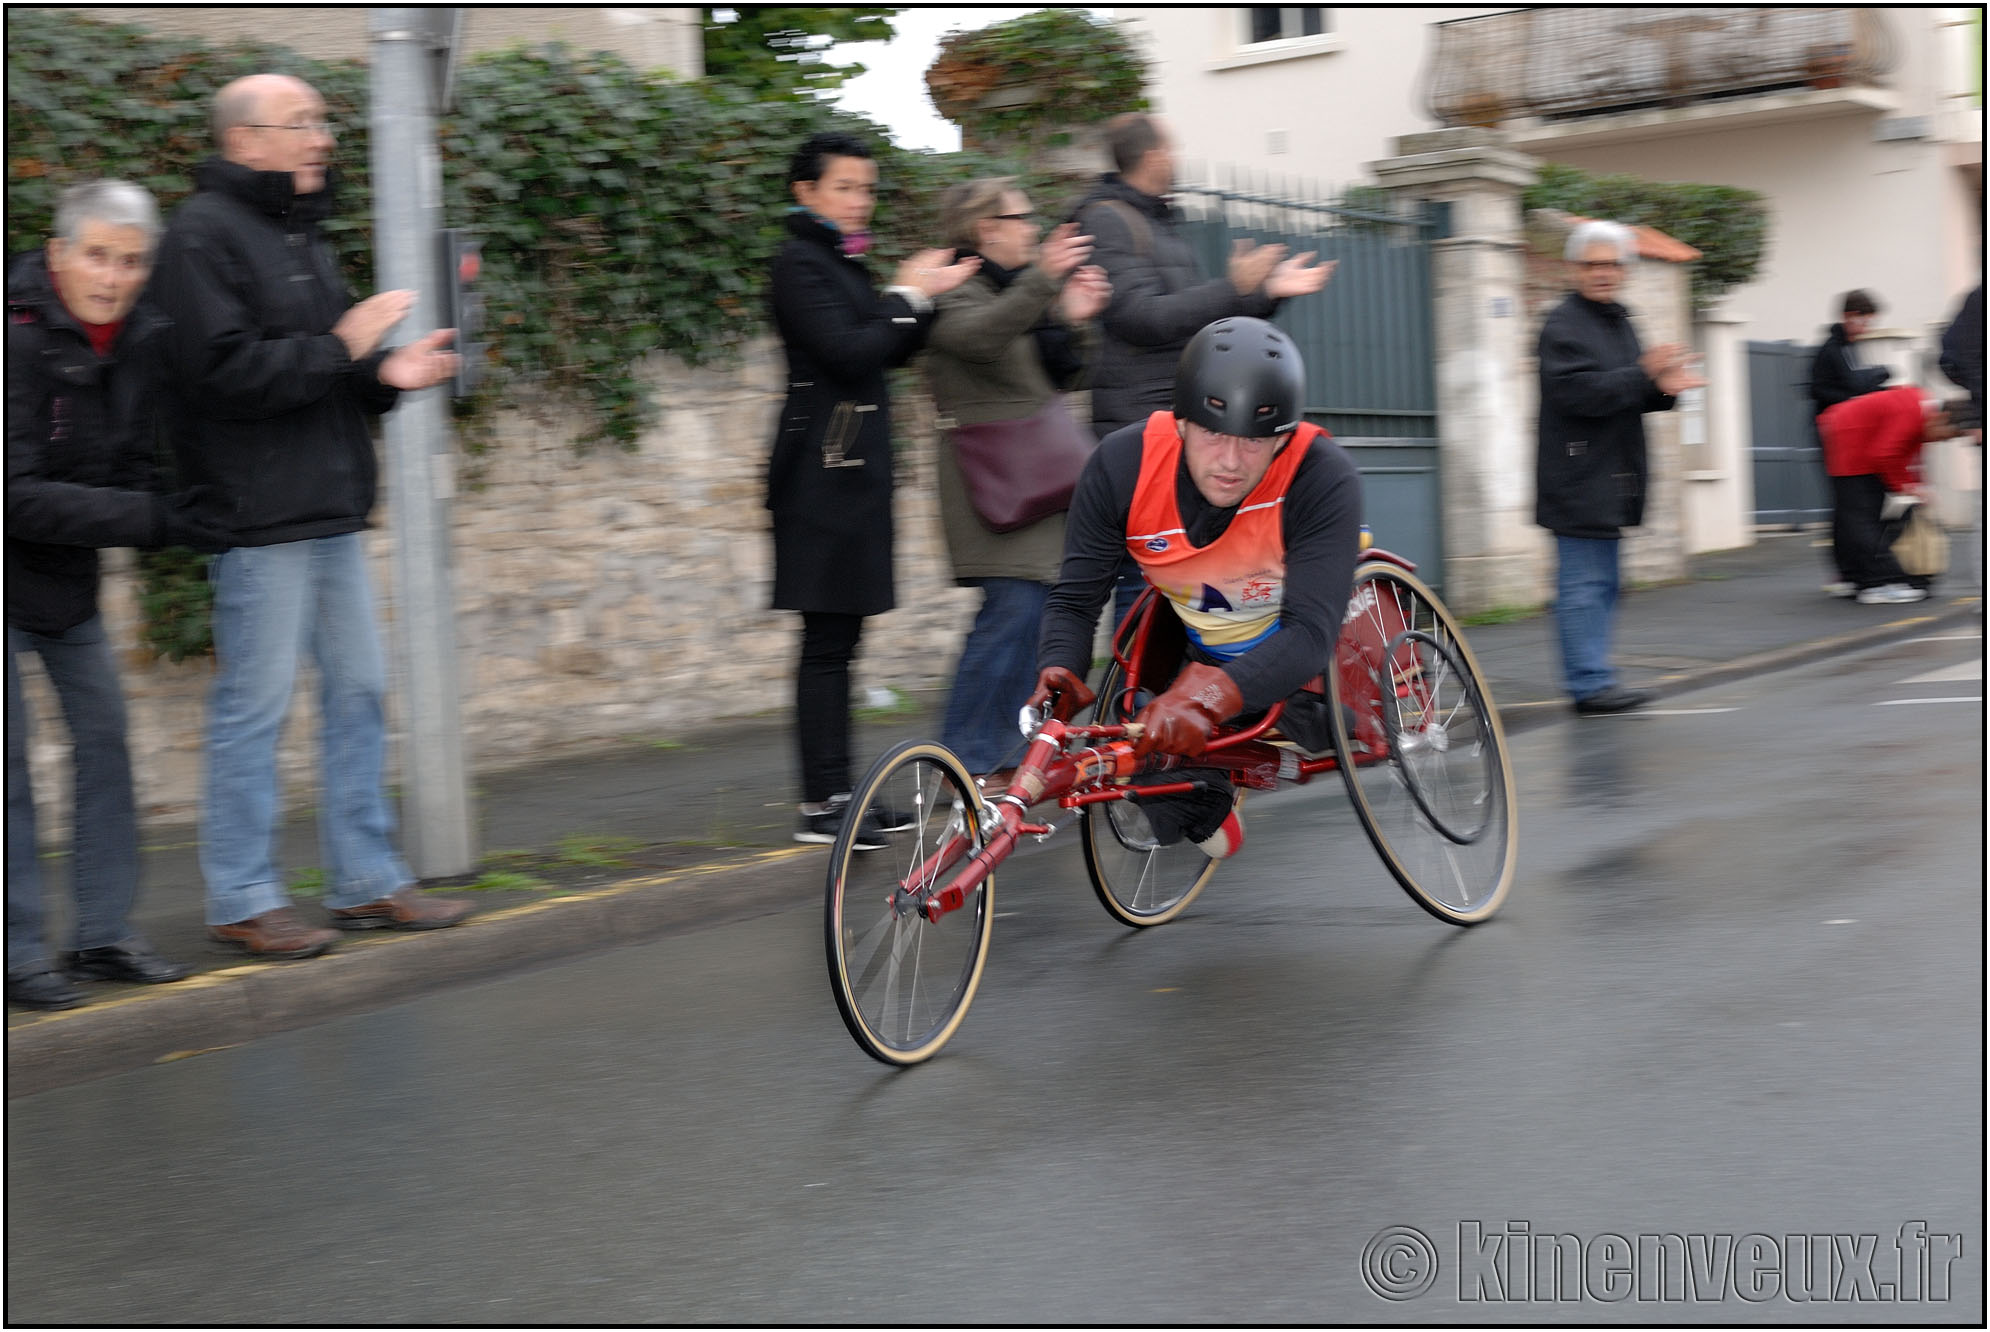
left=1174, top=175, right=1445, bottom=581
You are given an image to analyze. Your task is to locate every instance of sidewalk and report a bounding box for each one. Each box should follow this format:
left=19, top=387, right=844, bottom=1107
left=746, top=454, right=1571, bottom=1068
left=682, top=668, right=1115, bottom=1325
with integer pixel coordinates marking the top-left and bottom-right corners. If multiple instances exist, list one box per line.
left=8, top=528, right=1980, bottom=1094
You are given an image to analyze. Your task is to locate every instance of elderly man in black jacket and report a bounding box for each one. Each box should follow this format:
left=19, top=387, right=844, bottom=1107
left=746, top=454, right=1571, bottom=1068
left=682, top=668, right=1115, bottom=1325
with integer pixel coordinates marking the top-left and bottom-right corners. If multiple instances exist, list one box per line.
left=6, top=181, right=228, bottom=1009
left=1810, top=289, right=1892, bottom=596
left=1535, top=220, right=1702, bottom=716
left=147, top=74, right=468, bottom=960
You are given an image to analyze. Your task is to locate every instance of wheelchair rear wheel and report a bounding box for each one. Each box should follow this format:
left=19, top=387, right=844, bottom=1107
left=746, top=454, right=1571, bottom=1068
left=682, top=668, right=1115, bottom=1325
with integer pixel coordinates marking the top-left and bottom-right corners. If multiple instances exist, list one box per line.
left=1328, top=563, right=1517, bottom=924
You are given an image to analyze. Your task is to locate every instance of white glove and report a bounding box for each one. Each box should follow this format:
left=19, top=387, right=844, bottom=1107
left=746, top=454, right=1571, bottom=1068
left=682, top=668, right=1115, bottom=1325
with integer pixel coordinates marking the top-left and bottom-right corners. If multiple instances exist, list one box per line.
left=1881, top=492, right=1921, bottom=522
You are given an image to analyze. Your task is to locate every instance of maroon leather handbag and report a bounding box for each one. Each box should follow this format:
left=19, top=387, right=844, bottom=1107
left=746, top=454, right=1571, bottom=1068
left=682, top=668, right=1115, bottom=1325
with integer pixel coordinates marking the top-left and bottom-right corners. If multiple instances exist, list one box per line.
left=948, top=396, right=1095, bottom=533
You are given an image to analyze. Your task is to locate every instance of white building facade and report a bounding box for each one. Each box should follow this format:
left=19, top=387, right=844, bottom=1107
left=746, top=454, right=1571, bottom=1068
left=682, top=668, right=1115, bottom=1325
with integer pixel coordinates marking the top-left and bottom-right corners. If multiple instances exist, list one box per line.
left=1115, top=5, right=1982, bottom=346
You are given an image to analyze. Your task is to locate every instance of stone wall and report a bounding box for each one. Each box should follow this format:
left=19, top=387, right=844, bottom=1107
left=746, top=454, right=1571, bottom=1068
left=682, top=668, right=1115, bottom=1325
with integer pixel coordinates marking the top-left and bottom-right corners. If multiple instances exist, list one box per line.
left=16, top=343, right=979, bottom=838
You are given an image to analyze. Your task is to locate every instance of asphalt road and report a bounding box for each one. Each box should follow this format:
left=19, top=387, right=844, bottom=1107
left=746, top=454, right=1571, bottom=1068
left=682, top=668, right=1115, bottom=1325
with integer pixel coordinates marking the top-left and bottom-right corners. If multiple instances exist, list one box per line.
left=7, top=632, right=1982, bottom=1324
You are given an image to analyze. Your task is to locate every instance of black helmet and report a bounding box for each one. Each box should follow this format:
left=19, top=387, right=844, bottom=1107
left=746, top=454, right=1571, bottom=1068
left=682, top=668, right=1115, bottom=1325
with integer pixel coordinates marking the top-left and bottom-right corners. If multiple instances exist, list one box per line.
left=1172, top=317, right=1304, bottom=438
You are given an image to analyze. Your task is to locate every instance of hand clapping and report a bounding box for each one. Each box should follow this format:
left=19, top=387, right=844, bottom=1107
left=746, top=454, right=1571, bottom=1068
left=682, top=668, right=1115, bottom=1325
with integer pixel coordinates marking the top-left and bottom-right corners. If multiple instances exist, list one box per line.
left=378, top=328, right=461, bottom=392
left=894, top=248, right=982, bottom=298
left=1639, top=343, right=1706, bottom=396
left=332, top=289, right=414, bottom=360
left=1264, top=253, right=1335, bottom=301
left=1227, top=240, right=1286, bottom=297
left=1037, top=223, right=1094, bottom=280
left=1059, top=264, right=1111, bottom=323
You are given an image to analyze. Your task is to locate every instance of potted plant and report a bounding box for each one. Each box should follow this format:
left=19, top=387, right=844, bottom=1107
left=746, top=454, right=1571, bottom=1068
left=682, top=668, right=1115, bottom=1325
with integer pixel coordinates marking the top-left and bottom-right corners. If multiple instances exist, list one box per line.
left=1805, top=41, right=1852, bottom=89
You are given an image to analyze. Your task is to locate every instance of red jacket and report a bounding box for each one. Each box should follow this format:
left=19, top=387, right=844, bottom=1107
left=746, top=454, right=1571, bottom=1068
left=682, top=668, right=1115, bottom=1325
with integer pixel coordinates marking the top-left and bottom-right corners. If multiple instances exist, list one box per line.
left=1818, top=385, right=1927, bottom=491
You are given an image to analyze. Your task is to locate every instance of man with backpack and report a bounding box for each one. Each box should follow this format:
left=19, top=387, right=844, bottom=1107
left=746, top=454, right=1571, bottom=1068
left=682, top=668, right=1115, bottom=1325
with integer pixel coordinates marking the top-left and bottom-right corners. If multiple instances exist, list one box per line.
left=1071, top=114, right=1334, bottom=443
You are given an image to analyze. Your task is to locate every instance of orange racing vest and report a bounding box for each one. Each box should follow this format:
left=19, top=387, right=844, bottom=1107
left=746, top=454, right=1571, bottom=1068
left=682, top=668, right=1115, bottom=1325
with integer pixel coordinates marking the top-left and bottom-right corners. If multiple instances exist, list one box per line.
left=1124, top=413, right=1325, bottom=660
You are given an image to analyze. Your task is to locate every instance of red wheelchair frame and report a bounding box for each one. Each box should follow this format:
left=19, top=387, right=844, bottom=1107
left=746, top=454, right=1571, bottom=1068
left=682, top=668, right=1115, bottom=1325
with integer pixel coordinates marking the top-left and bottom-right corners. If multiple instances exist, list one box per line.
left=825, top=547, right=1518, bottom=1065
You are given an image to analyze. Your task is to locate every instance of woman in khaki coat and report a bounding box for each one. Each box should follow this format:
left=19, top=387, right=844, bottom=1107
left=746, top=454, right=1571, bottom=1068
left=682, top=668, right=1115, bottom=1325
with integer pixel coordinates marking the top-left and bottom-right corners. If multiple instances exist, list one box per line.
left=924, top=178, right=1110, bottom=781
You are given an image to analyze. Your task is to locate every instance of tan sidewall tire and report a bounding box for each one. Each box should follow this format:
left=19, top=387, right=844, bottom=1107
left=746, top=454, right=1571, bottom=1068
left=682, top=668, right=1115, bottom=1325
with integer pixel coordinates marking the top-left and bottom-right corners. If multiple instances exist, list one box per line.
left=1329, top=564, right=1518, bottom=925
left=825, top=740, right=993, bottom=1064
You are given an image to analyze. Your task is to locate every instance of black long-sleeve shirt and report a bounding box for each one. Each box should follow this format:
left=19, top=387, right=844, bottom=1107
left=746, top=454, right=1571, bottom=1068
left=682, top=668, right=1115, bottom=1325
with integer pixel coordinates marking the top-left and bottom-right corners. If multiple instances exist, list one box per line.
left=1810, top=323, right=1890, bottom=417
left=1036, top=420, right=1363, bottom=713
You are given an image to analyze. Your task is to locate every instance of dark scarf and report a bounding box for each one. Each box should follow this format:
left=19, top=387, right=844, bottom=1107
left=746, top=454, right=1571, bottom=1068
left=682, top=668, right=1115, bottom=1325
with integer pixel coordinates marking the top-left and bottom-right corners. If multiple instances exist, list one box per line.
left=964, top=251, right=1083, bottom=385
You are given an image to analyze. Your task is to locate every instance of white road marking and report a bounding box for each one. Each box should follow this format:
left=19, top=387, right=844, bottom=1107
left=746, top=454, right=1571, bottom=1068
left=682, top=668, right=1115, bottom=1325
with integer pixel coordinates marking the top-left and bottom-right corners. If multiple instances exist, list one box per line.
left=1902, top=635, right=1983, bottom=644
left=1824, top=919, right=1858, bottom=926
left=1612, top=708, right=1741, bottom=716
left=1899, top=660, right=1983, bottom=685
left=1875, top=697, right=1984, bottom=706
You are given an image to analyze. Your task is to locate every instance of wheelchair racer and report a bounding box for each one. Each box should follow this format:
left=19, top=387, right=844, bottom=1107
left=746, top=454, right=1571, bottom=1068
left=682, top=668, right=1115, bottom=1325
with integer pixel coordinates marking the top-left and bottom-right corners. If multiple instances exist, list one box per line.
left=1027, top=316, right=1364, bottom=860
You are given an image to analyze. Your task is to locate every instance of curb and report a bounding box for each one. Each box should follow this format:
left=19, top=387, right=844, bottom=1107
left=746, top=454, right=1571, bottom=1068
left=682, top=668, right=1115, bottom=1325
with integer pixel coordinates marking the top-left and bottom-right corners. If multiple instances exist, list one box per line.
left=5, top=846, right=818, bottom=1099
left=8, top=600, right=1979, bottom=1098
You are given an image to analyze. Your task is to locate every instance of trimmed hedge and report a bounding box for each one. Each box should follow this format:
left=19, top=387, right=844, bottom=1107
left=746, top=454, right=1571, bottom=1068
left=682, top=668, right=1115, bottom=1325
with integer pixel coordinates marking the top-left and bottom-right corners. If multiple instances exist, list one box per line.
left=1524, top=161, right=1768, bottom=309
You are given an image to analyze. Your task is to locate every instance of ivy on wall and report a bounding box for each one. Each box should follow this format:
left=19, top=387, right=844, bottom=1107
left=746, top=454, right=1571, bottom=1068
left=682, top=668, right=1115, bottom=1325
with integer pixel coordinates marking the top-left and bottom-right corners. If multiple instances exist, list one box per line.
left=1524, top=162, right=1769, bottom=310
left=6, top=12, right=1058, bottom=657
left=5, top=12, right=1030, bottom=448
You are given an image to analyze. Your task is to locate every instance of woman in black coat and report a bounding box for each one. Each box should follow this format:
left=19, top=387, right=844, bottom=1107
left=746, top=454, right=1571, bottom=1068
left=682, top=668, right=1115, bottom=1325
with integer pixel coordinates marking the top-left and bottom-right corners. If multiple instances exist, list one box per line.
left=767, top=131, right=977, bottom=845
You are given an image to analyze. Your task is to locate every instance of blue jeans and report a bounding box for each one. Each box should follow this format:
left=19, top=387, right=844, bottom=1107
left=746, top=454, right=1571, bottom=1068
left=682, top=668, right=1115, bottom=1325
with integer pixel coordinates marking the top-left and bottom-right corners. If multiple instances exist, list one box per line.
left=6, top=617, right=141, bottom=974
left=941, top=578, right=1050, bottom=773
left=202, top=535, right=411, bottom=925
left=1553, top=534, right=1621, bottom=702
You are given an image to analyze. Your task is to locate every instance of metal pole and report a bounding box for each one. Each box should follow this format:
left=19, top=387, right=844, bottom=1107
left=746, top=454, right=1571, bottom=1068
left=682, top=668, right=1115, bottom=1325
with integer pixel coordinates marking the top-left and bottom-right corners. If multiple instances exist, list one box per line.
left=369, top=7, right=474, bottom=876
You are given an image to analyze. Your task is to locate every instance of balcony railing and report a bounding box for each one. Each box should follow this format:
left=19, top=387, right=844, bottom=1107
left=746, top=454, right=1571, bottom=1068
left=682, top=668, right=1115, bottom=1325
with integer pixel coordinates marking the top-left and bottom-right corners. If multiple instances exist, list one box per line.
left=1424, top=7, right=1898, bottom=127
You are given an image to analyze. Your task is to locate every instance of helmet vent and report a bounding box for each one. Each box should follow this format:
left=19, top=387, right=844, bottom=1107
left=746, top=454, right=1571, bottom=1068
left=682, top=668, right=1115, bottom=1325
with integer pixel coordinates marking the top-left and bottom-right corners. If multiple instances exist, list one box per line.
left=1204, top=395, right=1227, bottom=412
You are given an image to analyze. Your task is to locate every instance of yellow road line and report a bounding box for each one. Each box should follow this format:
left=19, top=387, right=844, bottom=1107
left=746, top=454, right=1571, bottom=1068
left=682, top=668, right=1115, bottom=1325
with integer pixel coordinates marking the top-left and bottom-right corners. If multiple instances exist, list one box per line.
left=8, top=846, right=815, bottom=1029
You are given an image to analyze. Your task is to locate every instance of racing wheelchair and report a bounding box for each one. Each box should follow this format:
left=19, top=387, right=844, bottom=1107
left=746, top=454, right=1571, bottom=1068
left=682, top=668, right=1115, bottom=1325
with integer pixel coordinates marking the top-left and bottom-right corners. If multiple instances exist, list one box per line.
left=822, top=545, right=1517, bottom=1065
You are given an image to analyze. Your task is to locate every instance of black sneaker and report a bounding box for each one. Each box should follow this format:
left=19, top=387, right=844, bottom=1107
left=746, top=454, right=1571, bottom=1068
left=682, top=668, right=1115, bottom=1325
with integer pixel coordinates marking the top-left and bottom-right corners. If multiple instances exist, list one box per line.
left=796, top=795, right=889, bottom=850
left=1573, top=685, right=1653, bottom=716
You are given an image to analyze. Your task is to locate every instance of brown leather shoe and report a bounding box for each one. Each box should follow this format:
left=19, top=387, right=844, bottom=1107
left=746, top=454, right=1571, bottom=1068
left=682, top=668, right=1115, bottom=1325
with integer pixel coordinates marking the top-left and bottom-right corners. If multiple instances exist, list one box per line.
left=209, top=907, right=339, bottom=960
left=328, top=887, right=471, bottom=932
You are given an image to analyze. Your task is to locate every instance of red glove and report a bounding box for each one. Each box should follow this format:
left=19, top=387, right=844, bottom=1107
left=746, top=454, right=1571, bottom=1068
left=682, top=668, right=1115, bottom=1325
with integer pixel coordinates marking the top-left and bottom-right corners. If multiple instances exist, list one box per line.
left=1024, top=666, right=1096, bottom=723
left=1133, top=663, right=1242, bottom=760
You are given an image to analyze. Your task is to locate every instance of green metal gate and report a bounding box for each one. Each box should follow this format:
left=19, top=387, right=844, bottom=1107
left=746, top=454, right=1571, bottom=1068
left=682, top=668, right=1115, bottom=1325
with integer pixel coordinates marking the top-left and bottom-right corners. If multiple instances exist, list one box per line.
left=1174, top=180, right=1444, bottom=583
left=1748, top=339, right=1830, bottom=526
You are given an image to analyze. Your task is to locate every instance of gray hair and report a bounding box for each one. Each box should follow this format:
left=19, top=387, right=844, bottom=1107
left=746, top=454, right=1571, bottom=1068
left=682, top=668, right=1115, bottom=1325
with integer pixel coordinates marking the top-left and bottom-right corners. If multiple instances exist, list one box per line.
left=53, top=180, right=161, bottom=249
left=1565, top=219, right=1638, bottom=264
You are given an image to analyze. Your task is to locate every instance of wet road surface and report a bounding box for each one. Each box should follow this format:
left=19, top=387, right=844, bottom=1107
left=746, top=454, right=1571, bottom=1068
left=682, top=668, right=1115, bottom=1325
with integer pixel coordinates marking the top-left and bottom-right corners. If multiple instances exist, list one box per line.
left=7, top=634, right=1982, bottom=1322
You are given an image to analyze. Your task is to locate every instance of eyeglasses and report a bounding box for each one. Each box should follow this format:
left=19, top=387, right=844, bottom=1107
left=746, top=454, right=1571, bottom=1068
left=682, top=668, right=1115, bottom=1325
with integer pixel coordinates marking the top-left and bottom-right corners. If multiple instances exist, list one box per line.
left=245, top=121, right=335, bottom=135
left=992, top=212, right=1036, bottom=222
left=1577, top=259, right=1625, bottom=271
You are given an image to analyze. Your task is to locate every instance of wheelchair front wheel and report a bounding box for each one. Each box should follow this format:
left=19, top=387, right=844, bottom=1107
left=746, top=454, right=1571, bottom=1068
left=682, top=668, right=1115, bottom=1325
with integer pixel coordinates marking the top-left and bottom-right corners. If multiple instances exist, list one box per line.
left=824, top=741, right=993, bottom=1064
